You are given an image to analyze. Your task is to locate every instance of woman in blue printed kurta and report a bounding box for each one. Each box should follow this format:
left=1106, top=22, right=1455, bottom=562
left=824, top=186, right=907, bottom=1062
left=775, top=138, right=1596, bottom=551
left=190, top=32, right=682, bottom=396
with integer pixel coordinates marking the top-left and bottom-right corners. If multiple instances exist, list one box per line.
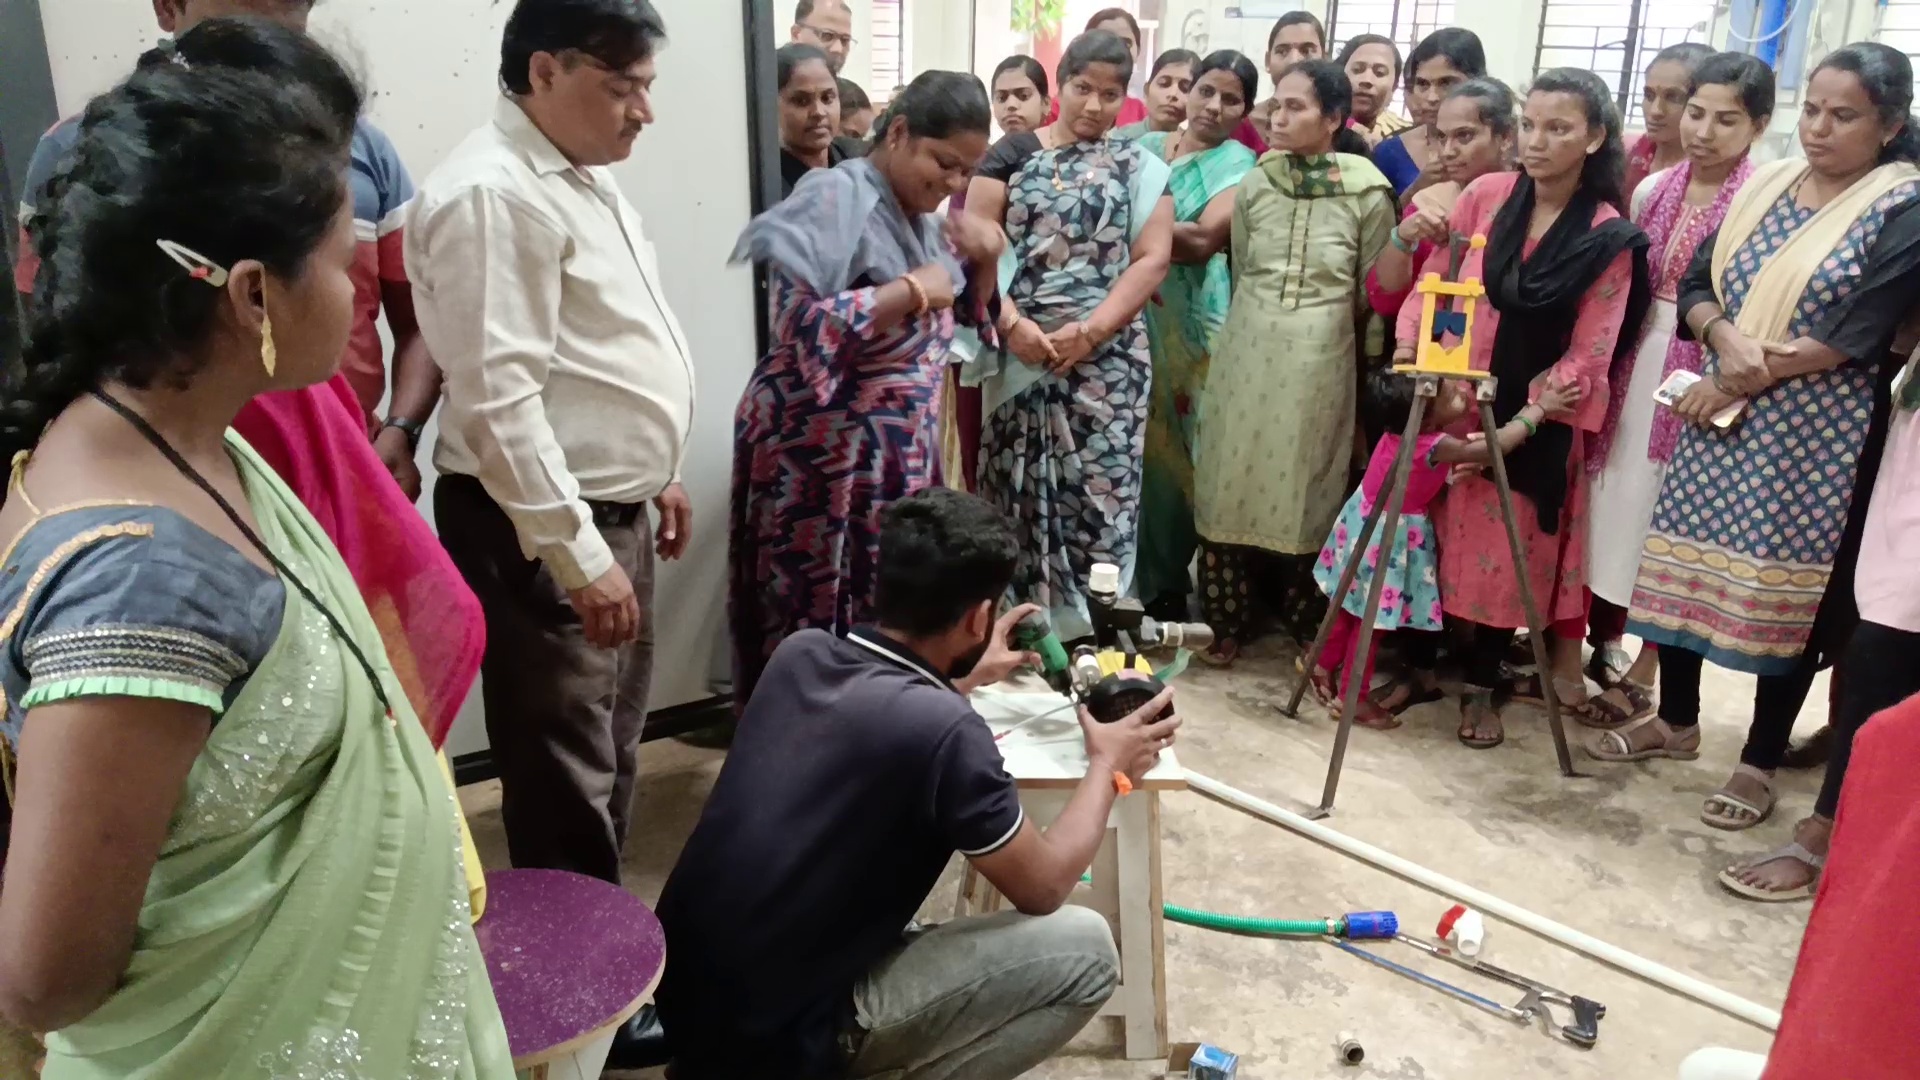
left=1605, top=46, right=1920, bottom=839
left=727, top=75, right=1002, bottom=705
left=964, top=30, right=1174, bottom=637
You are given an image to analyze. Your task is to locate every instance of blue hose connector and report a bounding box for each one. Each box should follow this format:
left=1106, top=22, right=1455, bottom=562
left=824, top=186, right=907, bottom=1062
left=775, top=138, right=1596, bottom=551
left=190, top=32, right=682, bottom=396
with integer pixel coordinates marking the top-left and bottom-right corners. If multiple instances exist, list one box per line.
left=1343, top=911, right=1399, bottom=940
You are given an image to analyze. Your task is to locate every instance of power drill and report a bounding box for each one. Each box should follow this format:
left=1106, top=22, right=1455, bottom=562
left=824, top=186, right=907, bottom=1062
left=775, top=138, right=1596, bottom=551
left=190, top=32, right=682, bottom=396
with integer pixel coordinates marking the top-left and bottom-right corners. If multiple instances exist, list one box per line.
left=1013, top=563, right=1213, bottom=723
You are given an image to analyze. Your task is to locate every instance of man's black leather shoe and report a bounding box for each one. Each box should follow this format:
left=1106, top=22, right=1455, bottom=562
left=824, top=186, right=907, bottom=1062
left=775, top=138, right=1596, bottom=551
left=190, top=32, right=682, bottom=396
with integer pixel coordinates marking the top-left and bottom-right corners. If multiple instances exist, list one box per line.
left=603, top=1003, right=671, bottom=1072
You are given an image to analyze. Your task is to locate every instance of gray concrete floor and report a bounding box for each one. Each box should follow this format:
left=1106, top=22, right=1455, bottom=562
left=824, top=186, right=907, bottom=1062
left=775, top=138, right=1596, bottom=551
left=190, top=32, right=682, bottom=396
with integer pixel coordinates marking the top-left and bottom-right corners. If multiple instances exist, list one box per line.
left=460, top=637, right=1812, bottom=1079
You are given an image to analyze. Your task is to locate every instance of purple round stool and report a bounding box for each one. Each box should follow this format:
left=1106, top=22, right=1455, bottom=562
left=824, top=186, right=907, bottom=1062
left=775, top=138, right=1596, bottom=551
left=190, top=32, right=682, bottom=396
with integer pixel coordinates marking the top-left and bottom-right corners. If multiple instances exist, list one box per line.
left=476, top=869, right=666, bottom=1076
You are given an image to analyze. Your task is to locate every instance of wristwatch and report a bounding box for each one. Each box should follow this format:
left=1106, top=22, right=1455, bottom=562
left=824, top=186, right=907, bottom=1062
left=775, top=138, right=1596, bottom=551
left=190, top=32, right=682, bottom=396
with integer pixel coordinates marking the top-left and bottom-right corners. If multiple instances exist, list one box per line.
left=379, top=415, right=424, bottom=449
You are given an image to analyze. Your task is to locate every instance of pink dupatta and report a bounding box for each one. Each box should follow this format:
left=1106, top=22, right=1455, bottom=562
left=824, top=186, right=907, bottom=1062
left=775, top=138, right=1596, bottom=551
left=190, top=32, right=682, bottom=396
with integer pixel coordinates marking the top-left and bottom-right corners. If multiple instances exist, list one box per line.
left=1589, top=155, right=1754, bottom=470
left=232, top=374, right=483, bottom=746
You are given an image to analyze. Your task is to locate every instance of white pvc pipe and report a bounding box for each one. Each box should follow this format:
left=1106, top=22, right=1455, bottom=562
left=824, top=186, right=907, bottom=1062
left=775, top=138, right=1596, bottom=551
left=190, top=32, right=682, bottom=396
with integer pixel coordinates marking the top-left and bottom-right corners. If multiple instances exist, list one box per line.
left=1185, top=771, right=1783, bottom=1033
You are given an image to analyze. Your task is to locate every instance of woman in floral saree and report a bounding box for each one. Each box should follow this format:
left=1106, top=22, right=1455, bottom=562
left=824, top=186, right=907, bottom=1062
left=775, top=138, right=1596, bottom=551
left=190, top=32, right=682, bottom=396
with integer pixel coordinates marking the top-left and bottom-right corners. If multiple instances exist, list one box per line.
left=966, top=29, right=1173, bottom=637
left=0, top=23, right=511, bottom=1079
left=1135, top=50, right=1260, bottom=613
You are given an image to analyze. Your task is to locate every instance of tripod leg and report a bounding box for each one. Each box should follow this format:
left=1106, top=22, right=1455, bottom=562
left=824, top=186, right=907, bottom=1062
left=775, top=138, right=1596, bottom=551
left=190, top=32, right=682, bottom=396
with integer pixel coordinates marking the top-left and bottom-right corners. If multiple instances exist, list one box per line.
left=1475, top=400, right=1580, bottom=778
left=1283, top=481, right=1391, bottom=718
left=1316, top=392, right=1428, bottom=816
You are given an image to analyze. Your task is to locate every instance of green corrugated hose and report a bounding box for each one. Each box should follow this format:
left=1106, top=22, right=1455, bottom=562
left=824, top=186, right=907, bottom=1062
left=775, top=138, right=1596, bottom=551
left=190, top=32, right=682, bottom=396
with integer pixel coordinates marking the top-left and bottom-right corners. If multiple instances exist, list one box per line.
left=1162, top=905, right=1334, bottom=937
left=1076, top=875, right=1332, bottom=937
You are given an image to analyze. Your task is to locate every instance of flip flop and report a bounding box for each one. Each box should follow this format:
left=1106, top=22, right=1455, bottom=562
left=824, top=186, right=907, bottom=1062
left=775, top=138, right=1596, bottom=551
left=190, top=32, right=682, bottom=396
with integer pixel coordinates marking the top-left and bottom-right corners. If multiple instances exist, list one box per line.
left=1340, top=695, right=1404, bottom=731
left=1702, top=770, right=1776, bottom=831
left=1456, top=698, right=1504, bottom=749
left=1718, top=842, right=1824, bottom=902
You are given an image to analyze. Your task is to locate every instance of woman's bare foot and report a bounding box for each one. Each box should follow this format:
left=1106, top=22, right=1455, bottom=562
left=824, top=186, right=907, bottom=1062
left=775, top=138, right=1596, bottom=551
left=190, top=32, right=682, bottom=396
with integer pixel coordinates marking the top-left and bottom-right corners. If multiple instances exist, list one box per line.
left=1457, top=695, right=1504, bottom=749
left=1721, top=816, right=1831, bottom=901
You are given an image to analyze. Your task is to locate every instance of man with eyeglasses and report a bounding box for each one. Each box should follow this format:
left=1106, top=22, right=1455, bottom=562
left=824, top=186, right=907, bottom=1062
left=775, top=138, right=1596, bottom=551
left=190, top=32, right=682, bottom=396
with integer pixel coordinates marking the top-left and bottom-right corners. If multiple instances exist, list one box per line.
left=407, top=0, right=694, bottom=885
left=790, top=0, right=853, bottom=75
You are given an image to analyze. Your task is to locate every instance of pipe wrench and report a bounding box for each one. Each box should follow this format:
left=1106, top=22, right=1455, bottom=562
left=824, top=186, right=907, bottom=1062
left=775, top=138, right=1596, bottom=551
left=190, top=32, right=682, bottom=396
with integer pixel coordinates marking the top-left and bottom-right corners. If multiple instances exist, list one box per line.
left=1394, top=935, right=1607, bottom=1049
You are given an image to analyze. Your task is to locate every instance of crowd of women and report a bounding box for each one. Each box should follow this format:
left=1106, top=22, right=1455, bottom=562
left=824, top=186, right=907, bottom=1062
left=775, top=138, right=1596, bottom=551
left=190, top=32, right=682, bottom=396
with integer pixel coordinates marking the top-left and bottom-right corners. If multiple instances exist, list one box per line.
left=738, top=10, right=1920, bottom=906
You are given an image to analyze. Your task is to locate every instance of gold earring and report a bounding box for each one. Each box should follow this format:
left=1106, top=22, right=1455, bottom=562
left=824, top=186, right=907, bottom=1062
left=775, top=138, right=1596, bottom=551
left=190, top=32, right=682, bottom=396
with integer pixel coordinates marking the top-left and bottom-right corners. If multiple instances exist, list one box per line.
left=260, top=309, right=277, bottom=377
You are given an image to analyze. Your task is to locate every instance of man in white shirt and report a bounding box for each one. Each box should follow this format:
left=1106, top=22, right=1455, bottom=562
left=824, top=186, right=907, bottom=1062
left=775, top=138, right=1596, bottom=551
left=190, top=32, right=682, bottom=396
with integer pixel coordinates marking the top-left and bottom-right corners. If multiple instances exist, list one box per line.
left=407, top=0, right=692, bottom=883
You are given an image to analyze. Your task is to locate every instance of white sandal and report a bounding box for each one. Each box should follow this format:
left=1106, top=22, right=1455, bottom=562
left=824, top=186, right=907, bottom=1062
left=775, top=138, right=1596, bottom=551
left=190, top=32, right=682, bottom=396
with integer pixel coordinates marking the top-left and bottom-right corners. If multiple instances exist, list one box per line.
left=1718, top=841, right=1824, bottom=902
left=1585, top=715, right=1701, bottom=762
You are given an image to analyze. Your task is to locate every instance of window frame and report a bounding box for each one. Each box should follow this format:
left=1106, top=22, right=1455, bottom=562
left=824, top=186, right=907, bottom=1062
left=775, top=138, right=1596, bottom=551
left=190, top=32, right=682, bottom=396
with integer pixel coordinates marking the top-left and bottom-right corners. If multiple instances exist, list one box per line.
left=1326, top=0, right=1458, bottom=118
left=1531, top=0, right=1715, bottom=127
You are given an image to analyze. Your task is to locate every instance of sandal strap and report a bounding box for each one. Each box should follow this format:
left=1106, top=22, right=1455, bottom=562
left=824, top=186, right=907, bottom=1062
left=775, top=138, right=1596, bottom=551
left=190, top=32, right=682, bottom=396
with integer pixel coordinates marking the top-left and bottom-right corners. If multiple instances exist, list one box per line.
left=1743, top=841, right=1826, bottom=872
left=1705, top=791, right=1768, bottom=818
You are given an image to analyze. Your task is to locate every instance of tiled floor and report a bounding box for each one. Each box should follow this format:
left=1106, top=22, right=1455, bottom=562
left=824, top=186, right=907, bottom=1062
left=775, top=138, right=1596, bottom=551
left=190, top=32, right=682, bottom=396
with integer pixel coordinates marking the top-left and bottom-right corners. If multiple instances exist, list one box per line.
left=460, top=636, right=1812, bottom=1079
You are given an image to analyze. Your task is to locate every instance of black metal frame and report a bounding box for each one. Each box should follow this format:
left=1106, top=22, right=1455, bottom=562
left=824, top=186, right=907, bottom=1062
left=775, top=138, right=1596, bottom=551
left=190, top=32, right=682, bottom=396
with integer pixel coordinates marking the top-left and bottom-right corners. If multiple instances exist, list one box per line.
left=743, top=0, right=783, bottom=357
left=1532, top=0, right=1644, bottom=116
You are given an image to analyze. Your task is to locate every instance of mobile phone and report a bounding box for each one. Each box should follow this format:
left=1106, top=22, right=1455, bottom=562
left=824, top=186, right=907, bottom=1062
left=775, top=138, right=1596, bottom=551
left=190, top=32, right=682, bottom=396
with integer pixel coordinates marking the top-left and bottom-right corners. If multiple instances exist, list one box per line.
left=1653, top=370, right=1700, bottom=407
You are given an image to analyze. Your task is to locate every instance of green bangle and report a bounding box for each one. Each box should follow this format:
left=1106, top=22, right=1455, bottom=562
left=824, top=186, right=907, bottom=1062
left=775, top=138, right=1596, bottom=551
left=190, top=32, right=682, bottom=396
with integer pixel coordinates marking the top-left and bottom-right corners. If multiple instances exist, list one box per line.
left=1516, top=414, right=1539, bottom=437
left=1390, top=227, right=1416, bottom=254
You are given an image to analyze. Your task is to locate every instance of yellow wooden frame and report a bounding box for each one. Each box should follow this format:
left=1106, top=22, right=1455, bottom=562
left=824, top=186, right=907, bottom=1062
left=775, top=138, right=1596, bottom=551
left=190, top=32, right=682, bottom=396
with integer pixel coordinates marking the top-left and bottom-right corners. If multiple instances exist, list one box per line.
left=1395, top=233, right=1490, bottom=379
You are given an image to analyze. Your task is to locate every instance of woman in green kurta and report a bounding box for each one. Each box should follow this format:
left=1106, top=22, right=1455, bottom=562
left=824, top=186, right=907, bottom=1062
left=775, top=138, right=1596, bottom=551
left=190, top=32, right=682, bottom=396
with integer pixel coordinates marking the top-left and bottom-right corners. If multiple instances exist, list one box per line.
left=1193, top=60, right=1396, bottom=659
left=1135, top=51, right=1261, bottom=610
left=0, top=25, right=512, bottom=1079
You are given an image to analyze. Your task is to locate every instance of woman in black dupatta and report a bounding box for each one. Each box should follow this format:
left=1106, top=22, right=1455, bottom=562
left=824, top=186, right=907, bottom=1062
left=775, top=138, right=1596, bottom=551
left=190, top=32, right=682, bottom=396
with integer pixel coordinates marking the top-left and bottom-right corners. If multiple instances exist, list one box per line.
left=1394, top=67, right=1650, bottom=747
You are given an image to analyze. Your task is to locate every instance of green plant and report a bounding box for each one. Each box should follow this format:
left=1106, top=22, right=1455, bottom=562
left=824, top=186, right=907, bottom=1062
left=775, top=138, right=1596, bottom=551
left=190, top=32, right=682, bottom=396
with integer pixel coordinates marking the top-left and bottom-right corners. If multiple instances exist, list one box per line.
left=1011, top=0, right=1067, bottom=37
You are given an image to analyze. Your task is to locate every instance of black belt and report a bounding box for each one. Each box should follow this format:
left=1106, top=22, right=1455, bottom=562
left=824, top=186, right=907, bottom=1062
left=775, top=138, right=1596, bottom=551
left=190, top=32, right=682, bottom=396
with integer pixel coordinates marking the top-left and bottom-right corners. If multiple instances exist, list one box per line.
left=585, top=499, right=645, bottom=529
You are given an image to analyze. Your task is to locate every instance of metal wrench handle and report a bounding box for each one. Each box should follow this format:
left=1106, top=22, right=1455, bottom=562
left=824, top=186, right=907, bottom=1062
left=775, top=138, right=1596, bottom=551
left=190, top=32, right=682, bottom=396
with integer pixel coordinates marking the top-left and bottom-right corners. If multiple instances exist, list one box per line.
left=1394, top=935, right=1606, bottom=1048
left=1327, top=939, right=1529, bottom=1024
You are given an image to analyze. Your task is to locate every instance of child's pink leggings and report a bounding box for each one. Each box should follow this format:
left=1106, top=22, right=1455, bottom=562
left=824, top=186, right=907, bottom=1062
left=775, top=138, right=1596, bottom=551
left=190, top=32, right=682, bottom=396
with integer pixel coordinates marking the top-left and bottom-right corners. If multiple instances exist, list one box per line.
left=1318, top=611, right=1379, bottom=702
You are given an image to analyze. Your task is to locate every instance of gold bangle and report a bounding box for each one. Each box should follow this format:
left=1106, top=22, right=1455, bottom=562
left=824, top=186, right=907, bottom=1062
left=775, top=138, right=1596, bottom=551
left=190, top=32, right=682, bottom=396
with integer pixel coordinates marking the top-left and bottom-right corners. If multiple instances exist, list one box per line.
left=901, top=273, right=929, bottom=316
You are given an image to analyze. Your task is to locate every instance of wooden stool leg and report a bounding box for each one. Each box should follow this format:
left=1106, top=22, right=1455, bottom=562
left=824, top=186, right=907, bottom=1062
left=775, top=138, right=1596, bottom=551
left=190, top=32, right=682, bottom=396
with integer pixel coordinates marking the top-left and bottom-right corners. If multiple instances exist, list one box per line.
left=1114, top=792, right=1166, bottom=1059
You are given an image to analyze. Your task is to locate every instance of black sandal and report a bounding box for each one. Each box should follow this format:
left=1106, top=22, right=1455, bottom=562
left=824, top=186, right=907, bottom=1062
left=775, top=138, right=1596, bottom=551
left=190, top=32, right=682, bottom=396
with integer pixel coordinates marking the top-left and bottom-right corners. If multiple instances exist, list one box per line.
left=1457, top=693, right=1505, bottom=750
left=1579, top=680, right=1655, bottom=730
left=1370, top=675, right=1444, bottom=716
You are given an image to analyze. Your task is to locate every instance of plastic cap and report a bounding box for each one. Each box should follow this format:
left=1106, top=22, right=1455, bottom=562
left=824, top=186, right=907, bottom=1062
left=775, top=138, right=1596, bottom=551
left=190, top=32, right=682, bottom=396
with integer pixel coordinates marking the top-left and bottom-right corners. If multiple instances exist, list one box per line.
left=1343, top=911, right=1399, bottom=940
left=1089, top=563, right=1121, bottom=594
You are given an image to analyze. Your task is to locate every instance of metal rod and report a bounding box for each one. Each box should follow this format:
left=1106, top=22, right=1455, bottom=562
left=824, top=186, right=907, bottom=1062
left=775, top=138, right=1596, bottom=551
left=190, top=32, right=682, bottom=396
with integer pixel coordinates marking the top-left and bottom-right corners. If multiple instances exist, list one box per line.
left=1315, top=383, right=1431, bottom=816
left=1475, top=394, right=1578, bottom=777
left=1327, top=938, right=1527, bottom=1023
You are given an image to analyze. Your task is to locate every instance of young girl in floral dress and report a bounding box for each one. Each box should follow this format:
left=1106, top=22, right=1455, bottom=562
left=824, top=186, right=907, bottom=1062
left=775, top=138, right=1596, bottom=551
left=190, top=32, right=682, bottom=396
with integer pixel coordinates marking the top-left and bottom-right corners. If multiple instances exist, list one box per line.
left=1311, top=372, right=1582, bottom=732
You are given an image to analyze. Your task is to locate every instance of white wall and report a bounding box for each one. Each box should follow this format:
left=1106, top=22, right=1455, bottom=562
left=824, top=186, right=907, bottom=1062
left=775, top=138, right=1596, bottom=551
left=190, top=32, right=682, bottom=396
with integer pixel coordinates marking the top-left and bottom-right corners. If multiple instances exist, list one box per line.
left=35, top=0, right=759, bottom=758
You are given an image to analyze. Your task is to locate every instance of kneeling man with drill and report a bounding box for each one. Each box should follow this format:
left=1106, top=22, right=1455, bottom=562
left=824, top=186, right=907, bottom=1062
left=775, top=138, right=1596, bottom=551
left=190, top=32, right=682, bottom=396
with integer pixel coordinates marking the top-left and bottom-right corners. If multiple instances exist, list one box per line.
left=655, top=488, right=1180, bottom=1079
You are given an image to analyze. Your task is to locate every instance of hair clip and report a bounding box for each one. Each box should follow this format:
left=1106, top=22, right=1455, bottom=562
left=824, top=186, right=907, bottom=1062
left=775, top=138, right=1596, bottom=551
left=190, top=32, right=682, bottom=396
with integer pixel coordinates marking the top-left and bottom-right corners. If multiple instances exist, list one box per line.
left=156, top=239, right=229, bottom=287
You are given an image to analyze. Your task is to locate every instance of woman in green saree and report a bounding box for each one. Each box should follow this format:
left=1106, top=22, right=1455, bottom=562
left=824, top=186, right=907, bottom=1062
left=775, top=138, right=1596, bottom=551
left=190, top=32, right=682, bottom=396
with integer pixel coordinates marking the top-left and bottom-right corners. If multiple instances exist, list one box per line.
left=0, top=22, right=512, bottom=1080
left=1135, top=50, right=1261, bottom=612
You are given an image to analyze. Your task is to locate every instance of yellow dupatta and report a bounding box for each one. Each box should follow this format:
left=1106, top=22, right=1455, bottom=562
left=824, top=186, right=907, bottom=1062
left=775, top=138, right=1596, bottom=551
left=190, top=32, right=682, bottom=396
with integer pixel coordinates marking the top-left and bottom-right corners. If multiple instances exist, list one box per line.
left=1710, top=159, right=1920, bottom=341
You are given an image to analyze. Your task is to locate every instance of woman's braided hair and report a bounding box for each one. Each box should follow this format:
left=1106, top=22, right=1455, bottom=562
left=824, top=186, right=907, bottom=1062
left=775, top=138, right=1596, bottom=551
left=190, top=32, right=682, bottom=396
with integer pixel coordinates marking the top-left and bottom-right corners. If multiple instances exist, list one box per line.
left=5, top=16, right=362, bottom=462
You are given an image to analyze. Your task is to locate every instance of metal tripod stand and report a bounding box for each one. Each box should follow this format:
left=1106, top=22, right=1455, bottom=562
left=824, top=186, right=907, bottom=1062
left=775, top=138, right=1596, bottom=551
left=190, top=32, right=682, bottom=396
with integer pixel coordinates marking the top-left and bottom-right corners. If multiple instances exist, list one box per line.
left=1280, top=234, right=1581, bottom=818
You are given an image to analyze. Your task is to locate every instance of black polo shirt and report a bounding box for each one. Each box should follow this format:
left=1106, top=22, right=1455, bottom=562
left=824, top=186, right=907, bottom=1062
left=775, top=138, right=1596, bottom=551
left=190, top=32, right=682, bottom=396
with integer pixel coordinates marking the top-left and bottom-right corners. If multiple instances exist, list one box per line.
left=655, top=628, right=1025, bottom=1079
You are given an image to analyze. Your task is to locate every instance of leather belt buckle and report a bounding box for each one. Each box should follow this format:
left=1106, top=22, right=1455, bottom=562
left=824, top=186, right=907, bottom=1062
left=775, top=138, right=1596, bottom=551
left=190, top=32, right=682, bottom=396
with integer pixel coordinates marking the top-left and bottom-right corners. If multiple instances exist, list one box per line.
left=586, top=500, right=642, bottom=529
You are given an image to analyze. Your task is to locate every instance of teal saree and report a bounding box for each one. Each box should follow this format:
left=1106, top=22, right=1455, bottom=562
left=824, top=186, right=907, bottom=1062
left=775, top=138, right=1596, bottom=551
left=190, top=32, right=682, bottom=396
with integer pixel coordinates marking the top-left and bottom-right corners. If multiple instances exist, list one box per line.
left=1135, top=132, right=1258, bottom=604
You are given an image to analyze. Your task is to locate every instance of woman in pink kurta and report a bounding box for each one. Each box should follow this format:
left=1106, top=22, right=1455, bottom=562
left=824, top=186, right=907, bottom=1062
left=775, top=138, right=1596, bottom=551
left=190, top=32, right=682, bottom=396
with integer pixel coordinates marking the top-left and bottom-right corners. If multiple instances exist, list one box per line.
left=1393, top=69, right=1649, bottom=747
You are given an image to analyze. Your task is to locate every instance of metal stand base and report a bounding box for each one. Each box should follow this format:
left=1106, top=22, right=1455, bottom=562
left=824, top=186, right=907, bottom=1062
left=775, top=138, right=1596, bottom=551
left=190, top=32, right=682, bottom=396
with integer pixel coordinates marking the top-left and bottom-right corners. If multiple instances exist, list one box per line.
left=1282, top=373, right=1581, bottom=816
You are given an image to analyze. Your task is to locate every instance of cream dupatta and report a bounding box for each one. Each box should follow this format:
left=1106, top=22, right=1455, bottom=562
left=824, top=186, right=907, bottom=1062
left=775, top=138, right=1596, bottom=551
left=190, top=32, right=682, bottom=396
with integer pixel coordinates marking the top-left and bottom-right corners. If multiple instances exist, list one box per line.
left=1710, top=159, right=1920, bottom=341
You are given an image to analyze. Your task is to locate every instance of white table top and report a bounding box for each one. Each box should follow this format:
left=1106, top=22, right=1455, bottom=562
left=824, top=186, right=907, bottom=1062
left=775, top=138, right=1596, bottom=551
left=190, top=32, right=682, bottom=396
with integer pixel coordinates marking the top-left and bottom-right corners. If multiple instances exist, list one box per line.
left=972, top=681, right=1187, bottom=791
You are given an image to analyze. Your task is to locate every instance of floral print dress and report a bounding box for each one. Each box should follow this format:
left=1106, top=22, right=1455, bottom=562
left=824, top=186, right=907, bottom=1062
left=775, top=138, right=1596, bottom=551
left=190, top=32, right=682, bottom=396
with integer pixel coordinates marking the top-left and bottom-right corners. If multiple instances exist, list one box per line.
left=1313, top=433, right=1448, bottom=630
left=980, top=138, right=1156, bottom=636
